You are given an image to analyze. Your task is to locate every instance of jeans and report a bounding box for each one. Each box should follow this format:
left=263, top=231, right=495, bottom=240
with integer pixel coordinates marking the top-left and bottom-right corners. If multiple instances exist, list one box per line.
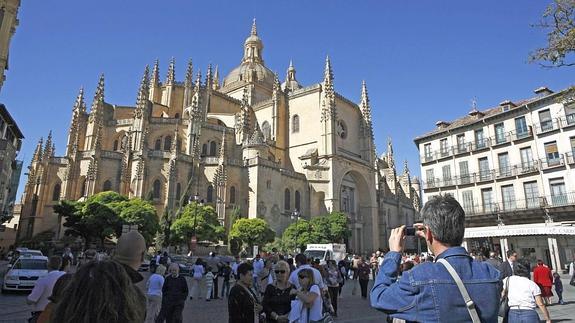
left=156, top=303, right=184, bottom=323
left=211, top=275, right=219, bottom=299
left=206, top=284, right=213, bottom=300
left=328, top=286, right=339, bottom=315
left=359, top=279, right=369, bottom=298
left=221, top=280, right=230, bottom=298
left=508, top=309, right=540, bottom=323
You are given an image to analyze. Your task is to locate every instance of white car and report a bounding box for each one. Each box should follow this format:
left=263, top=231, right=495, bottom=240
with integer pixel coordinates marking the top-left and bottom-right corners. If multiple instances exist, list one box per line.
left=2, top=255, right=48, bottom=292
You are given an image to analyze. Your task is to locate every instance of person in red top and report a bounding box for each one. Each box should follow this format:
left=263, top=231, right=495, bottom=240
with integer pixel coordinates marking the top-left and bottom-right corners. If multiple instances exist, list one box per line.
left=533, top=259, right=554, bottom=305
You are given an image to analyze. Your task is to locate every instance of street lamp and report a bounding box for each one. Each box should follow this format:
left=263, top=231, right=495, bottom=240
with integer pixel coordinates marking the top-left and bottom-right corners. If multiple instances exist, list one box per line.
left=191, top=193, right=201, bottom=252
left=290, top=209, right=302, bottom=252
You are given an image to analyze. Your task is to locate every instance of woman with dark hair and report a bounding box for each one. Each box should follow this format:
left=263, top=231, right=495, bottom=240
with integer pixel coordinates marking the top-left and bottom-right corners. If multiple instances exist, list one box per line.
left=228, top=262, right=263, bottom=323
left=502, top=262, right=552, bottom=323
left=288, top=268, right=322, bottom=323
left=50, top=260, right=145, bottom=323
left=325, top=260, right=342, bottom=317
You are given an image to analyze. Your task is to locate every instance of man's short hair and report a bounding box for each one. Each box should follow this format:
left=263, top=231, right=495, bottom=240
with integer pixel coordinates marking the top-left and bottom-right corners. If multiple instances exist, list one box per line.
left=295, top=253, right=307, bottom=265
left=506, top=250, right=516, bottom=258
left=48, top=256, right=62, bottom=270
left=237, top=262, right=253, bottom=276
left=421, top=194, right=465, bottom=247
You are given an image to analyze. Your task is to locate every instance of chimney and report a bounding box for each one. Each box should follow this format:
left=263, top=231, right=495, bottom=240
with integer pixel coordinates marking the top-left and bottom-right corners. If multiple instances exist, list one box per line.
left=435, top=120, right=451, bottom=129
left=534, top=87, right=553, bottom=97
left=499, top=99, right=516, bottom=111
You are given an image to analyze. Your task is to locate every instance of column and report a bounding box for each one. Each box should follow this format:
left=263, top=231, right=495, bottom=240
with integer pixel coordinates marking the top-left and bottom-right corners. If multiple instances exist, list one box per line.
left=547, top=236, right=562, bottom=272
left=500, top=238, right=509, bottom=259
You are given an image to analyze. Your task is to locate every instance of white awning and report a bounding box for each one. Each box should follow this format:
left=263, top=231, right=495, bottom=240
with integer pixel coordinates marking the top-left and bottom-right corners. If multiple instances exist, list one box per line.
left=464, top=222, right=575, bottom=239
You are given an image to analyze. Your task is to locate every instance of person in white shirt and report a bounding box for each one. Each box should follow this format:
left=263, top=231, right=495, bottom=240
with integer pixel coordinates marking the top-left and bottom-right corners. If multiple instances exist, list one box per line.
left=288, top=254, right=326, bottom=290
left=252, top=254, right=264, bottom=291
left=27, top=256, right=66, bottom=321
left=502, top=260, right=551, bottom=323
left=231, top=256, right=241, bottom=279
left=144, top=264, right=166, bottom=323
left=190, top=258, right=205, bottom=300
left=288, top=268, right=323, bottom=322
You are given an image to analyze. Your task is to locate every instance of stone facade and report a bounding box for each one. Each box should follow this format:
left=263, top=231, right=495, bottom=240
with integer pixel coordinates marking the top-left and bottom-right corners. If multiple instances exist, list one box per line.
left=0, top=0, right=20, bottom=92
left=18, top=21, right=420, bottom=253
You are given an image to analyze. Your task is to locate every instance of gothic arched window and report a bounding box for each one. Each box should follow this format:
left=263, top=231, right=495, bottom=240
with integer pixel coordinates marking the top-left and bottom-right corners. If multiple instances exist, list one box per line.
left=154, top=138, right=162, bottom=150
left=52, top=184, right=61, bottom=201
left=164, top=136, right=172, bottom=151
left=207, top=185, right=214, bottom=203
left=292, top=115, right=300, bottom=133
left=80, top=178, right=87, bottom=197
left=284, top=188, right=291, bottom=210
left=153, top=179, right=161, bottom=199
left=295, top=190, right=301, bottom=211
left=209, top=141, right=217, bottom=156
left=103, top=180, right=112, bottom=191
left=230, top=186, right=236, bottom=204
left=201, top=143, right=208, bottom=156
left=176, top=183, right=182, bottom=201
left=261, top=121, right=271, bottom=141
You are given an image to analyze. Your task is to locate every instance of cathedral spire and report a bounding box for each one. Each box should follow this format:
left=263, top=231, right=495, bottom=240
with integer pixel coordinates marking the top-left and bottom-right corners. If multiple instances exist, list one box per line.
left=166, top=57, right=175, bottom=85
left=251, top=18, right=257, bottom=36
left=32, top=137, right=44, bottom=164
left=213, top=65, right=220, bottom=90
left=360, top=80, right=373, bottom=134
left=43, top=130, right=53, bottom=158
left=218, top=129, right=226, bottom=163
left=323, top=55, right=334, bottom=90
left=403, top=159, right=410, bottom=176
left=170, top=123, right=179, bottom=154
left=205, top=63, right=213, bottom=90
left=88, top=74, right=105, bottom=124
left=194, top=70, right=202, bottom=92
left=73, top=87, right=86, bottom=113
left=242, top=19, right=264, bottom=64
left=183, top=59, right=194, bottom=107
left=387, top=137, right=395, bottom=170
left=321, top=56, right=336, bottom=121
left=150, top=59, right=160, bottom=87
left=134, top=65, right=150, bottom=119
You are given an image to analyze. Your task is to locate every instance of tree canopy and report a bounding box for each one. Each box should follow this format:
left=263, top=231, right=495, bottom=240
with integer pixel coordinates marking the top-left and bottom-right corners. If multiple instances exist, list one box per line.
left=228, top=218, right=275, bottom=254
left=530, top=0, right=575, bottom=67
left=170, top=202, right=225, bottom=246
left=282, top=212, right=351, bottom=252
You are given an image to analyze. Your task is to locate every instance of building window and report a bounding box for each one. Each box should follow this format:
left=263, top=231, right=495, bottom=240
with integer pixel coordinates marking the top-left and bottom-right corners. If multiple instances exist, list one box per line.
left=52, top=184, right=61, bottom=201
left=292, top=115, right=300, bottom=133
left=295, top=190, right=301, bottom=211
left=153, top=180, right=161, bottom=199
left=539, top=109, right=553, bottom=132
left=207, top=185, right=214, bottom=203
left=266, top=180, right=272, bottom=189
left=284, top=188, right=291, bottom=210
left=113, top=140, right=119, bottom=151
left=549, top=178, right=567, bottom=206
left=425, top=169, right=435, bottom=187
left=544, top=141, right=560, bottom=166
left=520, top=147, right=534, bottom=171
left=176, top=183, right=182, bottom=202
left=565, top=103, right=575, bottom=126
left=164, top=136, right=172, bottom=151
left=523, top=181, right=539, bottom=209
left=209, top=141, right=217, bottom=156
left=461, top=190, right=474, bottom=214
left=458, top=161, right=469, bottom=184
left=481, top=188, right=494, bottom=213
left=442, top=165, right=452, bottom=186
left=478, top=157, right=490, bottom=181
left=201, top=143, right=207, bottom=156
left=498, top=153, right=511, bottom=177
left=103, top=180, right=112, bottom=191
left=80, top=179, right=87, bottom=197
left=424, top=143, right=432, bottom=161
left=515, top=116, right=529, bottom=138
left=475, top=129, right=486, bottom=149
left=456, top=134, right=466, bottom=153
left=229, top=186, right=236, bottom=204
left=571, top=137, right=575, bottom=155
left=154, top=138, right=162, bottom=150
left=262, top=121, right=271, bottom=141
left=494, top=123, right=506, bottom=144
left=501, top=185, right=516, bottom=210
left=440, top=139, right=449, bottom=157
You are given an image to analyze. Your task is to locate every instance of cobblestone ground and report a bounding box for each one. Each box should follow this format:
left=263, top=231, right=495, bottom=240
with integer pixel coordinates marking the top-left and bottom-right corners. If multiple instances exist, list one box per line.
left=1, top=261, right=574, bottom=322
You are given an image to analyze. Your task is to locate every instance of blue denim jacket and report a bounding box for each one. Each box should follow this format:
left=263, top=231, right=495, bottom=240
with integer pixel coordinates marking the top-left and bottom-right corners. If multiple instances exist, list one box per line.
left=370, top=247, right=501, bottom=322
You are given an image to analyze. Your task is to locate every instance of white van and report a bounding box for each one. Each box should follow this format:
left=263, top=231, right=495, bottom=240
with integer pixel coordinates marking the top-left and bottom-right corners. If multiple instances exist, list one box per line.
left=304, top=244, right=346, bottom=265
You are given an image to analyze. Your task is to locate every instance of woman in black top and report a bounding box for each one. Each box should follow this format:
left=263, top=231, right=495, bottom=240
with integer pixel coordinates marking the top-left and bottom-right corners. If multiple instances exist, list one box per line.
left=228, top=262, right=263, bottom=323
left=262, top=260, right=293, bottom=323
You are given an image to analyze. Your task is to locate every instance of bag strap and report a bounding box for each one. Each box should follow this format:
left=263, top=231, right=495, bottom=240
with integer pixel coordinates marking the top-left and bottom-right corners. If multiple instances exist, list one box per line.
left=437, top=259, right=480, bottom=323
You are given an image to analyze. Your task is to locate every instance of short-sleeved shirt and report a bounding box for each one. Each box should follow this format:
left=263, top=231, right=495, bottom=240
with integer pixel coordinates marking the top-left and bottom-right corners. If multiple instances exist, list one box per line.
left=305, top=285, right=323, bottom=321
left=288, top=265, right=326, bottom=289
left=504, top=276, right=541, bottom=309
left=27, top=270, right=66, bottom=312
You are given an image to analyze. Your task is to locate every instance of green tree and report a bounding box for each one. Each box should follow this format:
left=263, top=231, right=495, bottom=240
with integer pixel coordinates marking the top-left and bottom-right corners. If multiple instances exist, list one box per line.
left=281, top=212, right=351, bottom=252
left=170, top=202, right=225, bottom=249
left=282, top=219, right=314, bottom=252
left=228, top=218, right=275, bottom=254
left=114, top=198, right=159, bottom=245
left=530, top=0, right=575, bottom=67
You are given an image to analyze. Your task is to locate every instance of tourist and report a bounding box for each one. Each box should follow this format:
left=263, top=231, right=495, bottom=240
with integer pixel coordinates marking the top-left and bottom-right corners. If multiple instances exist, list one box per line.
left=553, top=272, right=564, bottom=305
left=258, top=259, right=274, bottom=294
left=262, top=260, right=294, bottom=323
left=205, top=266, right=215, bottom=302
left=156, top=263, right=189, bottom=323
left=190, top=258, right=205, bottom=300
left=26, top=256, right=66, bottom=323
left=370, top=253, right=379, bottom=279
left=503, top=260, right=551, bottom=323
left=207, top=252, right=221, bottom=299
left=228, top=262, right=263, bottom=323
left=357, top=256, right=371, bottom=299
left=51, top=260, right=145, bottom=322
left=500, top=250, right=518, bottom=279
left=221, top=261, right=232, bottom=298
left=288, top=268, right=323, bottom=323
left=288, top=254, right=325, bottom=290
left=486, top=251, right=502, bottom=269
left=144, top=264, right=166, bottom=323
left=36, top=273, right=73, bottom=323
left=253, top=253, right=265, bottom=292
left=325, top=260, right=343, bottom=316
left=533, top=260, right=554, bottom=305
left=370, top=194, right=501, bottom=322
left=231, top=255, right=241, bottom=280
left=113, top=230, right=148, bottom=313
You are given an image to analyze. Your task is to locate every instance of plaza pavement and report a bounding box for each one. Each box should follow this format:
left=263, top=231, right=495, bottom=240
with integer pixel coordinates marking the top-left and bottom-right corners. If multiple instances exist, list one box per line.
left=1, top=260, right=574, bottom=322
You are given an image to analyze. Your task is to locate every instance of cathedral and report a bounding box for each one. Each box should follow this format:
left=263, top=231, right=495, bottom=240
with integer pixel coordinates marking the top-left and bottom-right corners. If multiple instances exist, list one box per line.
left=17, top=20, right=420, bottom=253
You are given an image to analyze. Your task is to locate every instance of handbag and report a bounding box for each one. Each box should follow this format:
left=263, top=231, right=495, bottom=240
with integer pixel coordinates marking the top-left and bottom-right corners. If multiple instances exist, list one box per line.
left=437, top=259, right=481, bottom=323
left=498, top=277, right=510, bottom=317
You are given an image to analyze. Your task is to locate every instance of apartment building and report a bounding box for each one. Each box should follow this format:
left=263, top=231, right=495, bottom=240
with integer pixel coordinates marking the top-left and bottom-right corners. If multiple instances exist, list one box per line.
left=414, top=86, right=575, bottom=272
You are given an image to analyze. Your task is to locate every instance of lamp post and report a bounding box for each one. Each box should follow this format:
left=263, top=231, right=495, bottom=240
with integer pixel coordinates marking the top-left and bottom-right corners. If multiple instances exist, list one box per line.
left=290, top=209, right=302, bottom=252
left=190, top=193, right=201, bottom=252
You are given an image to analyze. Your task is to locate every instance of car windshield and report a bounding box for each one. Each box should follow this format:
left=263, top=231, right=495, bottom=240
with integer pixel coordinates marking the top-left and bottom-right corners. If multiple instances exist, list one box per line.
left=13, top=259, right=47, bottom=270
left=303, top=250, right=326, bottom=261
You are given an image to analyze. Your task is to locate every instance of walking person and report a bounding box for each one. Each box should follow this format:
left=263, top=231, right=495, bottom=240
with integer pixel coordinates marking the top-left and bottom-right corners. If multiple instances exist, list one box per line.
left=36, top=273, right=73, bottom=323
left=221, top=262, right=232, bottom=298
left=533, top=260, right=553, bottom=305
left=502, top=260, right=551, bottom=323
left=288, top=268, right=323, bottom=323
left=205, top=267, right=215, bottom=302
left=26, top=256, right=66, bottom=323
left=553, top=272, right=564, bottom=305
left=156, top=263, right=188, bottom=323
left=190, top=258, right=205, bottom=300
left=228, top=262, right=263, bottom=323
left=253, top=254, right=265, bottom=293
left=207, top=252, right=221, bottom=299
left=144, top=264, right=166, bottom=323
left=357, top=256, right=371, bottom=299
left=325, top=260, right=343, bottom=316
left=262, top=260, right=294, bottom=323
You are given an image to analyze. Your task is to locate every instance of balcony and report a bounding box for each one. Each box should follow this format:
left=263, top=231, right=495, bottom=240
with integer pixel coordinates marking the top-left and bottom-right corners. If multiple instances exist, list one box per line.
left=477, top=169, right=495, bottom=183
left=495, top=166, right=515, bottom=179
left=566, top=152, right=575, bottom=165
left=438, top=148, right=452, bottom=160
left=539, top=155, right=564, bottom=170
left=471, top=138, right=491, bottom=152
left=421, top=153, right=435, bottom=163
left=510, top=127, right=533, bottom=141
left=560, top=113, right=575, bottom=128
left=517, top=162, right=539, bottom=175
left=492, top=132, right=511, bottom=147
left=535, top=119, right=560, bottom=135
left=453, top=143, right=472, bottom=156
left=463, top=192, right=575, bottom=217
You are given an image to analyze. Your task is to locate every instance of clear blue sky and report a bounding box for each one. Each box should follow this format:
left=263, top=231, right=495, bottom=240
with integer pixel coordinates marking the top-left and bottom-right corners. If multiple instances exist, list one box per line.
left=1, top=1, right=573, bottom=199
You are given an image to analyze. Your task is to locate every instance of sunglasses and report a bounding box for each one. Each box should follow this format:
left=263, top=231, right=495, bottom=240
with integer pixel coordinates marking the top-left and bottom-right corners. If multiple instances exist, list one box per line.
left=274, top=270, right=286, bottom=274
left=298, top=275, right=307, bottom=279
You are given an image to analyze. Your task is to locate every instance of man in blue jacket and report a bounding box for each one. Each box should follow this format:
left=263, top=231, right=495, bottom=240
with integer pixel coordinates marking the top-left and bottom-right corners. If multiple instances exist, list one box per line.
left=370, top=194, right=501, bottom=322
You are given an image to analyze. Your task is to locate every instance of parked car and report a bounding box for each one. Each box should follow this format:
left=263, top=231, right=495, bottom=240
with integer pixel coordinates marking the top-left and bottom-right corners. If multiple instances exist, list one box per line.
left=138, top=255, right=151, bottom=272
left=2, top=254, right=49, bottom=293
left=171, top=255, right=195, bottom=276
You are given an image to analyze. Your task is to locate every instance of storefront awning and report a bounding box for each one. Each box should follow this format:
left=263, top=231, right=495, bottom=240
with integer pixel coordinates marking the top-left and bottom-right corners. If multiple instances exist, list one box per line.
left=464, top=222, right=575, bottom=239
